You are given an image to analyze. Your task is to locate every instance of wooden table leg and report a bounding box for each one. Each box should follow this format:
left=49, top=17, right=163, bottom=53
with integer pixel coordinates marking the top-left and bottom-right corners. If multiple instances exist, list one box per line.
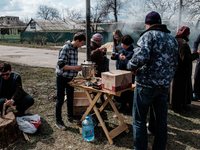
left=104, top=93, right=129, bottom=140
left=105, top=93, right=127, bottom=124
left=85, top=91, right=113, bottom=144
left=98, top=94, right=112, bottom=113
left=80, top=91, right=102, bottom=122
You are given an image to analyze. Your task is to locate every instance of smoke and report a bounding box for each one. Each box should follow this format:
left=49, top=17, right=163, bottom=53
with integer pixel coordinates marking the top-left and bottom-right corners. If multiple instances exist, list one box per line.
left=107, top=0, right=200, bottom=48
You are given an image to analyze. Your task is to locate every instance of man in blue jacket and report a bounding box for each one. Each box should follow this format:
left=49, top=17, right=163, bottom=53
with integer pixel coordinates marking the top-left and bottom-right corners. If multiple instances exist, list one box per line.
left=127, top=11, right=178, bottom=150
left=111, top=35, right=135, bottom=112
left=0, top=62, right=34, bottom=117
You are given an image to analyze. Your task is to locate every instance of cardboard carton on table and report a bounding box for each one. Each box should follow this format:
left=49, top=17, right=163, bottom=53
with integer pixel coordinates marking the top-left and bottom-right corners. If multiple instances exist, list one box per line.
left=101, top=70, right=132, bottom=93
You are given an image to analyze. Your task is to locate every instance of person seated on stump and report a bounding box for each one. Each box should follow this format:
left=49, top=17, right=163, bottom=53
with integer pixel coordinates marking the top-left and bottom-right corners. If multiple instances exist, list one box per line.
left=0, top=62, right=34, bottom=116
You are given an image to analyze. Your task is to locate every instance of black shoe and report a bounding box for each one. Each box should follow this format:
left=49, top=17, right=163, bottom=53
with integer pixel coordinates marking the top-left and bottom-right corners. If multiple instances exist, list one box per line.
left=68, top=118, right=79, bottom=123
left=55, top=121, right=67, bottom=131
left=172, top=106, right=186, bottom=113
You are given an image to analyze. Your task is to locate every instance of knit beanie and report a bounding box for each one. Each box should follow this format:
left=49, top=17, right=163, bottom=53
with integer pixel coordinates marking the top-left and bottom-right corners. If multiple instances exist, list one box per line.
left=145, top=11, right=162, bottom=25
left=176, top=26, right=190, bottom=37
left=121, top=35, right=134, bottom=46
left=92, top=33, right=103, bottom=41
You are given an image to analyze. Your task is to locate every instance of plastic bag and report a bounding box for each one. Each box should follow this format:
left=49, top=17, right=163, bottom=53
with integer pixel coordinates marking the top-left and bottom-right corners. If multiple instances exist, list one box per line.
left=16, top=114, right=41, bottom=134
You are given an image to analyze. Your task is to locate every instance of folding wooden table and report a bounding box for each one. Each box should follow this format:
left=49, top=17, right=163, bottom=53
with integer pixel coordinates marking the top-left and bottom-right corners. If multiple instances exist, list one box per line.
left=69, top=81, right=135, bottom=144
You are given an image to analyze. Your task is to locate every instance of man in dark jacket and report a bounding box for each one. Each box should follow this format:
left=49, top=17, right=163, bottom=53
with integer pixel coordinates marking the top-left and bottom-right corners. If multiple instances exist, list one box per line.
left=90, top=33, right=108, bottom=77
left=0, top=62, right=34, bottom=117
left=127, top=11, right=178, bottom=150
left=111, top=35, right=135, bottom=112
left=193, top=34, right=200, bottom=100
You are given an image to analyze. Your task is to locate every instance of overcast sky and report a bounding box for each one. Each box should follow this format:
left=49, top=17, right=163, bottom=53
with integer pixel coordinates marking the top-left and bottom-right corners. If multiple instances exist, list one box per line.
left=0, top=0, right=88, bottom=21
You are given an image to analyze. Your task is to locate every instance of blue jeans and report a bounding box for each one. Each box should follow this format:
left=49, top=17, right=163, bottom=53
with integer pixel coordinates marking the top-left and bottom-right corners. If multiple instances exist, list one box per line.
left=0, top=93, right=34, bottom=115
left=56, top=76, right=74, bottom=123
left=133, top=84, right=169, bottom=150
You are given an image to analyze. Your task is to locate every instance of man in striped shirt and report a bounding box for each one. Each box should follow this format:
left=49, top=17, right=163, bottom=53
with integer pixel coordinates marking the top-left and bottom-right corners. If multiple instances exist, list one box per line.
left=55, top=33, right=86, bottom=130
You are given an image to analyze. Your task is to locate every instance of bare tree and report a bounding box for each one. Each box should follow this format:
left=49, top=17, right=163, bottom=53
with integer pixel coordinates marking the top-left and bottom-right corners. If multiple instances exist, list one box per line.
left=36, top=5, right=60, bottom=20
left=182, top=0, right=200, bottom=29
left=50, top=33, right=64, bottom=46
left=64, top=8, right=82, bottom=20
left=99, top=0, right=131, bottom=22
left=144, top=0, right=179, bottom=20
left=90, top=0, right=110, bottom=32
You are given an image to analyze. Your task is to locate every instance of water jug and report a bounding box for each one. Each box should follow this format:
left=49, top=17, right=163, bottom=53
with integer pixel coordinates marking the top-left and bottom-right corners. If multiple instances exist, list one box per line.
left=82, top=116, right=95, bottom=141
left=81, top=111, right=97, bottom=127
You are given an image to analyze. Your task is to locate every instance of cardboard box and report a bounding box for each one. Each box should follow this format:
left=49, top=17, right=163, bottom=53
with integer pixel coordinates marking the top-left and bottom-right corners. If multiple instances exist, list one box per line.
left=73, top=92, right=90, bottom=116
left=101, top=70, right=132, bottom=93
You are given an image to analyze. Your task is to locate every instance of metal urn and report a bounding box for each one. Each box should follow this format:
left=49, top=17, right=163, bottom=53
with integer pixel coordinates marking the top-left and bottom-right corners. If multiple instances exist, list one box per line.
left=81, top=60, right=96, bottom=86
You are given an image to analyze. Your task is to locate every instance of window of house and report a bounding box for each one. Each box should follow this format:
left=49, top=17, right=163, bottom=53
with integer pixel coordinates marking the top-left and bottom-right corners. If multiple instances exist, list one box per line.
left=7, top=21, right=10, bottom=24
left=30, top=22, right=36, bottom=29
left=7, top=18, right=10, bottom=20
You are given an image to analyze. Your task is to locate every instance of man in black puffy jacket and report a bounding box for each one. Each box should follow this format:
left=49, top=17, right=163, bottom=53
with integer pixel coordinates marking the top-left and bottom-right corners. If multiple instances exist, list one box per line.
left=0, top=62, right=34, bottom=117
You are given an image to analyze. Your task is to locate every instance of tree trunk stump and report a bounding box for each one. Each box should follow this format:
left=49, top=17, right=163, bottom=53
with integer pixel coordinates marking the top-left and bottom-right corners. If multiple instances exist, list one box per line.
left=0, top=112, right=17, bottom=148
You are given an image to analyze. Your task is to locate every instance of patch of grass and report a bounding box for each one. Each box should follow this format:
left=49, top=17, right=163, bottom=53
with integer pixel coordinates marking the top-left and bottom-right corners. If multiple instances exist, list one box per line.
left=1, top=61, right=200, bottom=150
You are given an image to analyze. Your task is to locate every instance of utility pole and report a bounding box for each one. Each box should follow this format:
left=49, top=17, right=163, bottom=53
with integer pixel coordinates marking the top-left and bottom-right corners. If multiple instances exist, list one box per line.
left=177, top=0, right=182, bottom=31
left=86, top=0, right=91, bottom=61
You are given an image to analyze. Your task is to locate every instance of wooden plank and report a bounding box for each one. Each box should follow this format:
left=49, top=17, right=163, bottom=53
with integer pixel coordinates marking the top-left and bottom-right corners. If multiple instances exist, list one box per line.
left=69, top=82, right=136, bottom=96
left=109, top=123, right=129, bottom=140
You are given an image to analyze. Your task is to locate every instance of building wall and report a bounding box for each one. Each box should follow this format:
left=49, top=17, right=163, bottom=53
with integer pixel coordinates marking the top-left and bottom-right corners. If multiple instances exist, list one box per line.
left=25, top=22, right=43, bottom=31
left=0, top=28, right=20, bottom=41
left=0, top=16, right=19, bottom=25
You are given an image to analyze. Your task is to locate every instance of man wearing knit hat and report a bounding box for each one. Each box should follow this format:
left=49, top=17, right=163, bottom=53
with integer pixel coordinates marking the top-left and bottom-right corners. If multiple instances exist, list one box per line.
left=90, top=33, right=108, bottom=77
left=127, top=11, right=178, bottom=150
left=90, top=33, right=108, bottom=104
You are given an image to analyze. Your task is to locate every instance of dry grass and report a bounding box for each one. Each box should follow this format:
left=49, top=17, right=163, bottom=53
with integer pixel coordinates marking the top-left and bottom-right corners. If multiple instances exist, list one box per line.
left=1, top=61, right=200, bottom=150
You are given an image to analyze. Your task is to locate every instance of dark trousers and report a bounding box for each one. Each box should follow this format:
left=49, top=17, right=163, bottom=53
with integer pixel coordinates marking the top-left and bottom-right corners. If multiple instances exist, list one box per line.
left=148, top=105, right=156, bottom=134
left=56, top=76, right=74, bottom=122
left=193, top=61, right=200, bottom=95
left=0, top=93, right=34, bottom=115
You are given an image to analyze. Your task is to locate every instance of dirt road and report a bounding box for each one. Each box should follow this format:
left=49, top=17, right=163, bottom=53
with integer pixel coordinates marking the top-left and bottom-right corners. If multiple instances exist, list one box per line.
left=0, top=45, right=115, bottom=70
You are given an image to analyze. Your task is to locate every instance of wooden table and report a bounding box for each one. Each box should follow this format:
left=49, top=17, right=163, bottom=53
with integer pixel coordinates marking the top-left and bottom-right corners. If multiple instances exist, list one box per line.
left=69, top=81, right=135, bottom=144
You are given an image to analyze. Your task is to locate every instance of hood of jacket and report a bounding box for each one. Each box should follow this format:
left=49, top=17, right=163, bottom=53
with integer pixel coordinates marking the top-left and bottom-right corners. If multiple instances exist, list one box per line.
left=140, top=24, right=171, bottom=37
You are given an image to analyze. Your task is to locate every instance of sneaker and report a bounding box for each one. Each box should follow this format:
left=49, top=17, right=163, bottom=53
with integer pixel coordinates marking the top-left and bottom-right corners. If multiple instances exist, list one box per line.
left=68, top=118, right=79, bottom=123
left=55, top=121, right=67, bottom=131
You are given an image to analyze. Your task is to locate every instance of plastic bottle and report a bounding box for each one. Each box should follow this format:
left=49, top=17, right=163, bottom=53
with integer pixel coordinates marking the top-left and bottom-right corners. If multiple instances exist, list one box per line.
left=82, top=116, right=95, bottom=141
left=81, top=111, right=97, bottom=127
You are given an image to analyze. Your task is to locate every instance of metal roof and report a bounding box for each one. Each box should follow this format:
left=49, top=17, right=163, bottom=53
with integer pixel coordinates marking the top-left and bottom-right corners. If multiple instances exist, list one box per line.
left=33, top=19, right=74, bottom=31
left=27, top=18, right=104, bottom=31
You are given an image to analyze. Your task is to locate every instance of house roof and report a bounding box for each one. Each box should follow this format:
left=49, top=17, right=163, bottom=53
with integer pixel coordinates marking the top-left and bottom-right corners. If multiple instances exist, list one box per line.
left=33, top=19, right=74, bottom=31
left=64, top=18, right=104, bottom=31
left=24, top=18, right=105, bottom=32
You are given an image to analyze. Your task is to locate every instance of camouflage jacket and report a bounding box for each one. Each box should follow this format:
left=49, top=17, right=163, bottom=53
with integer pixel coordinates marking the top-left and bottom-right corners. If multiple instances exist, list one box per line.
left=127, top=24, right=178, bottom=88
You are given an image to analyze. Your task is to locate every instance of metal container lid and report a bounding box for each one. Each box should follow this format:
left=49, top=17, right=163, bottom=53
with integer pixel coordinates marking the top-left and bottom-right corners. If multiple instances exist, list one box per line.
left=81, top=61, right=95, bottom=65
